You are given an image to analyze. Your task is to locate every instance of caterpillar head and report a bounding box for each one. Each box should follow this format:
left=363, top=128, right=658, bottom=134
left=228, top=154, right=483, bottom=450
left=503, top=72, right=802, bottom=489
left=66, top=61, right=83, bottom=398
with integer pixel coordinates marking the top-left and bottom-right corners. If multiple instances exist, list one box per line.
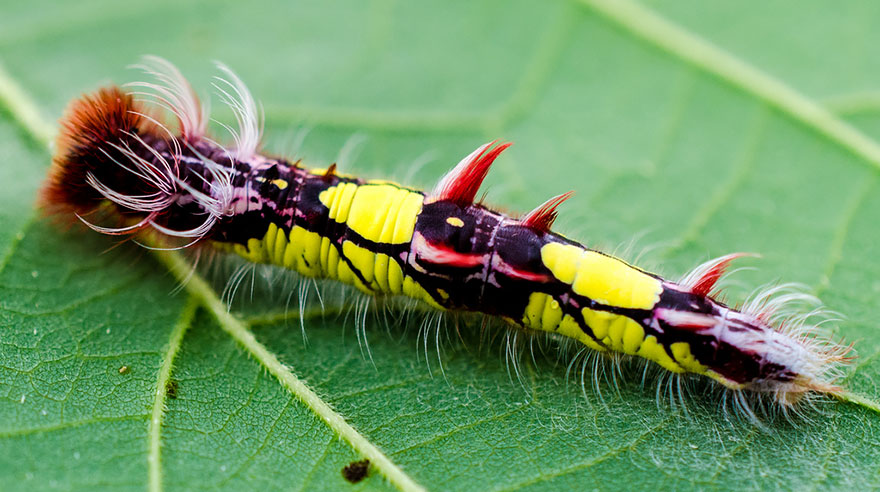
left=40, top=57, right=253, bottom=244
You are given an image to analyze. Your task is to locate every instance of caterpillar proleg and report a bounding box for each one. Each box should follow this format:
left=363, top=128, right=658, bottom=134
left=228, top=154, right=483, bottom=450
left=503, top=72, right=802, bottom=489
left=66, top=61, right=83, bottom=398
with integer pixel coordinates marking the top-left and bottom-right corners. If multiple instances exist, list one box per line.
left=41, top=57, right=854, bottom=414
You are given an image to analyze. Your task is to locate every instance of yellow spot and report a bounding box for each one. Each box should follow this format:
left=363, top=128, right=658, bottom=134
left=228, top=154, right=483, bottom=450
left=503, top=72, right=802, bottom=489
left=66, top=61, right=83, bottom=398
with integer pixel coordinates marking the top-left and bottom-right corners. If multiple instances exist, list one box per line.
left=436, top=288, right=449, bottom=300
left=271, top=179, right=288, bottom=190
left=540, top=242, right=662, bottom=310
left=446, top=217, right=464, bottom=227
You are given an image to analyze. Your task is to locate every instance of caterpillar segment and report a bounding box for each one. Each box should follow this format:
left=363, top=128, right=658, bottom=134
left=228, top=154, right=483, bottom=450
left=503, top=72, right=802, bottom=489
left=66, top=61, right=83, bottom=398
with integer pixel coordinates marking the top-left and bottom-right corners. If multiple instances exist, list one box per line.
left=40, top=58, right=853, bottom=408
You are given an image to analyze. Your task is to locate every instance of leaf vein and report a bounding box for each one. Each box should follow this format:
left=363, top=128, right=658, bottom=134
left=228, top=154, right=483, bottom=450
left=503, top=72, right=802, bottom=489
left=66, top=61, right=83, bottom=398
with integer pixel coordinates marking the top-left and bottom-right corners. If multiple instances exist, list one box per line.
left=154, top=249, right=426, bottom=492
left=148, top=295, right=199, bottom=492
left=660, top=105, right=768, bottom=259
left=580, top=0, right=880, bottom=173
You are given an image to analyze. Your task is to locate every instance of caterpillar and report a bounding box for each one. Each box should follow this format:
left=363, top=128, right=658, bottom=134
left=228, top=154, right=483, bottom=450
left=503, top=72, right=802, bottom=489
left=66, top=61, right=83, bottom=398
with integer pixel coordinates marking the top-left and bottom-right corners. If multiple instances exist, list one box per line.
left=41, top=57, right=853, bottom=414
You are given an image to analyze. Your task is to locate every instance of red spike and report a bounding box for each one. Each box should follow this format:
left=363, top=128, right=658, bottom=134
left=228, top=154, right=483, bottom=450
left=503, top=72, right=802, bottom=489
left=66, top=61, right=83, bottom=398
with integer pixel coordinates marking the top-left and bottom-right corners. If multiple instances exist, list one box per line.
left=322, top=163, right=337, bottom=182
left=683, top=253, right=754, bottom=297
left=521, top=191, right=573, bottom=233
left=431, top=141, right=512, bottom=206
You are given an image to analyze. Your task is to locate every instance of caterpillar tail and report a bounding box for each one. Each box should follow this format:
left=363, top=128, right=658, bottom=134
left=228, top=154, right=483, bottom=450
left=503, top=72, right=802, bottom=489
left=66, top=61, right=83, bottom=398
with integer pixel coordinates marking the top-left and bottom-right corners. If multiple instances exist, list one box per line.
left=41, top=57, right=854, bottom=409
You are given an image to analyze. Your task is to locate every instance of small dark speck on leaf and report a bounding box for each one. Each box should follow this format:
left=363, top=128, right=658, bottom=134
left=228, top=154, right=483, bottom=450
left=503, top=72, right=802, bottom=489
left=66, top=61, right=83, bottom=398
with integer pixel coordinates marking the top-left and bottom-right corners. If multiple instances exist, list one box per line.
left=342, top=459, right=370, bottom=483
left=118, top=365, right=130, bottom=375
left=166, top=379, right=179, bottom=399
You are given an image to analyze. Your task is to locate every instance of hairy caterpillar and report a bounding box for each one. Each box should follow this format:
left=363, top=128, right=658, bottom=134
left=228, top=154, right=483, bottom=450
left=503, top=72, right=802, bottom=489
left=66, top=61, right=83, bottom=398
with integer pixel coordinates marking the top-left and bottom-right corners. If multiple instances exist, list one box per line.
left=41, top=57, right=854, bottom=415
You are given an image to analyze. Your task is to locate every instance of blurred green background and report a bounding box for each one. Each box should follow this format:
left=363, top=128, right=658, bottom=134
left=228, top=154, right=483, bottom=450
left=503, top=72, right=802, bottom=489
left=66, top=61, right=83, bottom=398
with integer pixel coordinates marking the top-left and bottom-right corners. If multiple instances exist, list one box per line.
left=1, top=0, right=879, bottom=490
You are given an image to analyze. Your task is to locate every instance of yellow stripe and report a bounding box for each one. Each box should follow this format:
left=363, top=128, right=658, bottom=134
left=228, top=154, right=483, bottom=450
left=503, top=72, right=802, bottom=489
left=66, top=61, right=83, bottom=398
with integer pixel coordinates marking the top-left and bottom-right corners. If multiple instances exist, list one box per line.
left=540, top=242, right=662, bottom=310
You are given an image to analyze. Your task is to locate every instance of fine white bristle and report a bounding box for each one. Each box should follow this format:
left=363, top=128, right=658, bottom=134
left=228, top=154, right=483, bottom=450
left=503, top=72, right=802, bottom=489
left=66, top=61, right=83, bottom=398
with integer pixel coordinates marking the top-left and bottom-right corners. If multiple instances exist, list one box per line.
left=127, top=55, right=207, bottom=141
left=212, top=62, right=262, bottom=160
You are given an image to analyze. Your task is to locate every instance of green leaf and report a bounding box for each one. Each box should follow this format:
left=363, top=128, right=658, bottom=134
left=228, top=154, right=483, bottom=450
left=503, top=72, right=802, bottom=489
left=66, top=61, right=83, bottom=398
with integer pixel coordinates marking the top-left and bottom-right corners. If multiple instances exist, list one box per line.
left=2, top=0, right=880, bottom=490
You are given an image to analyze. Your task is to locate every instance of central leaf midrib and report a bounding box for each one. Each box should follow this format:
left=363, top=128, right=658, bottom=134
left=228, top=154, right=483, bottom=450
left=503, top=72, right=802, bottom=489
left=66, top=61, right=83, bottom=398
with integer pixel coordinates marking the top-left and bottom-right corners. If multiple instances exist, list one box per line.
left=153, top=249, right=426, bottom=492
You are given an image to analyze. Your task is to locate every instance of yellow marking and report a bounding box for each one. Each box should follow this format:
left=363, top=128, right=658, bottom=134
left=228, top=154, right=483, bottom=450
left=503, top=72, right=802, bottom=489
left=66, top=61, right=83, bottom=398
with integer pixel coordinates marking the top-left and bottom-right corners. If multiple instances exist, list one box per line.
left=316, top=182, right=424, bottom=296
left=347, top=185, right=412, bottom=243
left=392, top=193, right=424, bottom=244
left=581, top=308, right=645, bottom=355
left=542, top=297, right=563, bottom=332
left=372, top=188, right=406, bottom=293
left=574, top=252, right=661, bottom=309
left=343, top=241, right=379, bottom=293
left=272, top=227, right=288, bottom=266
left=326, top=240, right=341, bottom=281
left=637, top=336, right=683, bottom=373
left=232, top=243, right=247, bottom=260
left=523, top=292, right=547, bottom=329
left=403, top=276, right=443, bottom=309
left=707, top=371, right=745, bottom=389
left=538, top=242, right=690, bottom=375
left=242, top=238, right=267, bottom=263
left=446, top=217, right=464, bottom=227
left=540, top=242, right=662, bottom=310
left=320, top=182, right=359, bottom=223
left=221, top=180, right=437, bottom=315
left=319, top=236, right=333, bottom=278
left=283, top=226, right=323, bottom=277
left=621, top=321, right=644, bottom=354
left=523, top=292, right=565, bottom=335
left=557, top=315, right=606, bottom=352
left=378, top=189, right=423, bottom=295
left=539, top=242, right=582, bottom=284
left=271, top=179, right=288, bottom=190
left=670, top=342, right=708, bottom=374
left=373, top=253, right=391, bottom=293
left=387, top=260, right=404, bottom=295
left=582, top=309, right=612, bottom=340
left=264, top=223, right=279, bottom=261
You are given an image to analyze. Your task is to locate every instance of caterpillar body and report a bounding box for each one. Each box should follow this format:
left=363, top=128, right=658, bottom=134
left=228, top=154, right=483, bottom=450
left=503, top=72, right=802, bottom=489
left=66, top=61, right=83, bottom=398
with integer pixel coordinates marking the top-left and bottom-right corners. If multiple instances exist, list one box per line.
left=42, top=57, right=852, bottom=412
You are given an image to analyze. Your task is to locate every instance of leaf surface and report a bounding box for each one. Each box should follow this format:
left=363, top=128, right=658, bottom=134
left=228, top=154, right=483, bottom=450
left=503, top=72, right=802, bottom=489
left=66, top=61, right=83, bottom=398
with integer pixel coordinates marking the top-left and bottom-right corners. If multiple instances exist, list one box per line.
left=1, top=1, right=879, bottom=490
